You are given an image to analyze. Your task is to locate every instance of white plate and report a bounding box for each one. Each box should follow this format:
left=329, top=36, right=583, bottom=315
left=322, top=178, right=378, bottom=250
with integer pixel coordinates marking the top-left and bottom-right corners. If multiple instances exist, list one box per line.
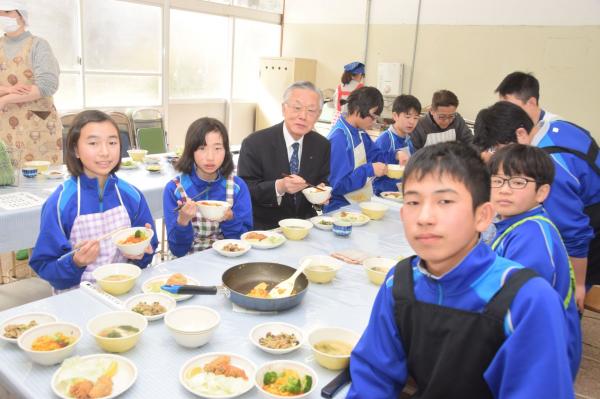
left=180, top=352, right=256, bottom=398
left=145, top=165, right=162, bottom=173
left=142, top=274, right=200, bottom=301
left=249, top=322, right=303, bottom=355
left=42, top=170, right=65, bottom=179
left=310, top=216, right=334, bottom=231
left=241, top=231, right=286, bottom=249
left=124, top=293, right=176, bottom=321
left=212, top=239, right=251, bottom=257
left=380, top=191, right=403, bottom=203
left=51, top=354, right=137, bottom=399
left=0, top=312, right=58, bottom=344
left=332, top=211, right=370, bottom=226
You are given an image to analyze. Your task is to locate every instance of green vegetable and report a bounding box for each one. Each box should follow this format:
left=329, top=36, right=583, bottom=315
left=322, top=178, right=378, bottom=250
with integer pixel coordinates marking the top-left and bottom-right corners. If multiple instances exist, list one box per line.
left=106, top=331, right=122, bottom=338
left=118, top=325, right=140, bottom=333
left=263, top=371, right=278, bottom=385
left=134, top=229, right=142, bottom=238
left=283, top=376, right=302, bottom=394
left=303, top=375, right=313, bottom=393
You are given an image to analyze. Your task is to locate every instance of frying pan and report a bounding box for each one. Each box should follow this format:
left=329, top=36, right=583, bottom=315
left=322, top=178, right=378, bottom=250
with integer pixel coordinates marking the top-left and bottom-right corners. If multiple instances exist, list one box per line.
left=163, top=262, right=309, bottom=312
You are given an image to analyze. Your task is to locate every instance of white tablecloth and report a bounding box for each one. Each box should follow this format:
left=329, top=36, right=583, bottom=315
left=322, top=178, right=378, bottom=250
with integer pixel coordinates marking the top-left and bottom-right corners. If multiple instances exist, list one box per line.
left=0, top=204, right=414, bottom=398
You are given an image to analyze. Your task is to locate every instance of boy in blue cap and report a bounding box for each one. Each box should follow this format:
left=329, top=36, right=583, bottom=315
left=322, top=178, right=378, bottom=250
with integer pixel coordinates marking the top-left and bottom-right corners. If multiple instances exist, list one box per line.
left=489, top=143, right=581, bottom=379
left=348, top=142, right=573, bottom=398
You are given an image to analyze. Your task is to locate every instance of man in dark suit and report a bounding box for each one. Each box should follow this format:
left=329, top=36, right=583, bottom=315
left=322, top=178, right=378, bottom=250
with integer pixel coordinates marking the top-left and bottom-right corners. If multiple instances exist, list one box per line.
left=238, top=81, right=330, bottom=230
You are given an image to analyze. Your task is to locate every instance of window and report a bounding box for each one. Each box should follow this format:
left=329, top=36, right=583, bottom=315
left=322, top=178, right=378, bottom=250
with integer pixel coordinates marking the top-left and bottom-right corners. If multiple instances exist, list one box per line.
left=233, top=0, right=283, bottom=13
left=233, top=18, right=281, bottom=100
left=169, top=9, right=230, bottom=99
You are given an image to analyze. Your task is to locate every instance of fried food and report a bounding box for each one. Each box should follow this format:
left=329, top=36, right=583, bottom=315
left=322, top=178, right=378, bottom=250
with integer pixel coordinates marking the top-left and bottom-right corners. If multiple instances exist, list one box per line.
left=89, top=375, right=113, bottom=398
left=132, top=301, right=166, bottom=316
left=69, top=379, right=93, bottom=399
left=166, top=272, right=187, bottom=286
left=222, top=243, right=243, bottom=252
left=244, top=232, right=267, bottom=241
left=3, top=320, right=37, bottom=339
left=247, top=282, right=270, bottom=298
left=203, top=355, right=248, bottom=380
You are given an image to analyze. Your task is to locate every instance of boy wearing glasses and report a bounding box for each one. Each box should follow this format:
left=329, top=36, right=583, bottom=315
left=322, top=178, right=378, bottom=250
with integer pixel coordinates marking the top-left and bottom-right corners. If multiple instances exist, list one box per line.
left=411, top=89, right=473, bottom=150
left=348, top=142, right=573, bottom=398
left=489, top=143, right=581, bottom=379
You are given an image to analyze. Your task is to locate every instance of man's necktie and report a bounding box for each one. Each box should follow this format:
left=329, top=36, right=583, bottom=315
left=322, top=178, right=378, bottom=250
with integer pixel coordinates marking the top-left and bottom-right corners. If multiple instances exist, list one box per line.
left=290, top=142, right=300, bottom=206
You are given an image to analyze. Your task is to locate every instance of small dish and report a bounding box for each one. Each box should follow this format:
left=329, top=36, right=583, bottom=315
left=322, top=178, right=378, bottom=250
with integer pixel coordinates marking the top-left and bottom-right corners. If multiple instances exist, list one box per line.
left=21, top=167, right=38, bottom=178
left=17, top=322, right=82, bottom=366
left=212, top=239, right=251, bottom=257
left=380, top=191, right=403, bottom=202
left=255, top=360, right=317, bottom=398
left=124, top=293, right=176, bottom=321
left=241, top=231, right=286, bottom=249
left=51, top=354, right=138, bottom=399
left=332, top=211, right=370, bottom=226
left=310, top=216, right=334, bottom=231
left=145, top=164, right=162, bottom=173
left=249, top=322, right=303, bottom=355
left=143, top=155, right=161, bottom=165
left=0, top=312, right=58, bottom=344
left=142, top=273, right=200, bottom=301
left=42, top=170, right=65, bottom=179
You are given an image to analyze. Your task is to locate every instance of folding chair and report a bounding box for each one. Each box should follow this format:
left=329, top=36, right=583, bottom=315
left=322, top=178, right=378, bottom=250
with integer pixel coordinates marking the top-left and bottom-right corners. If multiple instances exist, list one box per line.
left=136, top=127, right=167, bottom=154
left=130, top=108, right=167, bottom=152
left=108, top=111, right=135, bottom=158
left=60, top=112, right=79, bottom=164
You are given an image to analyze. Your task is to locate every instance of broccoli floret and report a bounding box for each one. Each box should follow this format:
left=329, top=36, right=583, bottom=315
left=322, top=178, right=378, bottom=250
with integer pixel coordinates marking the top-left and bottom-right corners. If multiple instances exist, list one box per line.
left=134, top=229, right=142, bottom=238
left=303, top=375, right=313, bottom=393
left=283, top=376, right=302, bottom=394
left=263, top=371, right=278, bottom=385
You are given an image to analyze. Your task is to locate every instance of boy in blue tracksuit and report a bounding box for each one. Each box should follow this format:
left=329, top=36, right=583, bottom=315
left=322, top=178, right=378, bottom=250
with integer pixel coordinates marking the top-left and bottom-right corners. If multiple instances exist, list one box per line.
left=348, top=142, right=573, bottom=398
left=373, top=94, right=421, bottom=195
left=488, top=144, right=581, bottom=379
left=30, top=111, right=158, bottom=291
left=474, top=100, right=600, bottom=311
left=326, top=86, right=400, bottom=212
left=163, top=117, right=252, bottom=257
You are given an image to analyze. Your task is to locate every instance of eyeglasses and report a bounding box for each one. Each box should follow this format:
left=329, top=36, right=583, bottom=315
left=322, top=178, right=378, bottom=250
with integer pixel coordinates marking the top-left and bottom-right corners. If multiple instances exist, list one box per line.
left=434, top=112, right=456, bottom=121
left=490, top=175, right=537, bottom=189
left=285, top=103, right=320, bottom=118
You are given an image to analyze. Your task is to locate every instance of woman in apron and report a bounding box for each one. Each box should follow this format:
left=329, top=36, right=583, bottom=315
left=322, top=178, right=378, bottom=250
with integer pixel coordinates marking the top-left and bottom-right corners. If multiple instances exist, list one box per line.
left=326, top=86, right=402, bottom=212
left=0, top=1, right=63, bottom=165
left=331, top=62, right=364, bottom=126
left=29, top=111, right=158, bottom=292
left=163, top=117, right=252, bottom=258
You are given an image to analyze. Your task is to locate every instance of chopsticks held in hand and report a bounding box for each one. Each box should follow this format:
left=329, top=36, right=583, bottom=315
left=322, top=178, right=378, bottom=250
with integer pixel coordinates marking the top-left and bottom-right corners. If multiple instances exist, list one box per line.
left=57, top=226, right=128, bottom=261
left=280, top=173, right=325, bottom=192
left=172, top=187, right=210, bottom=212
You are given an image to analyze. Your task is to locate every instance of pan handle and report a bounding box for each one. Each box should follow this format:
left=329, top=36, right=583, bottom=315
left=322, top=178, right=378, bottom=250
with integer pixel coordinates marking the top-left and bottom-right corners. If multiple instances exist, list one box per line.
left=161, top=285, right=219, bottom=295
left=321, top=367, right=351, bottom=398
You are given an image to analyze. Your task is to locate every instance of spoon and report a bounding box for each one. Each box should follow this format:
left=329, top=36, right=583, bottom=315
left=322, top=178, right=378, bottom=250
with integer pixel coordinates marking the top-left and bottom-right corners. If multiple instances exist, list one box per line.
left=268, top=259, right=311, bottom=299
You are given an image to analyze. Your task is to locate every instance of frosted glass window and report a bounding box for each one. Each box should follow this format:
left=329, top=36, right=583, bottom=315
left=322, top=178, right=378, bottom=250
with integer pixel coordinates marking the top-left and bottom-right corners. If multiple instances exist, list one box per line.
left=233, top=0, right=283, bottom=13
left=53, top=73, right=83, bottom=111
left=233, top=19, right=280, bottom=100
left=82, top=0, right=161, bottom=73
left=85, top=75, right=161, bottom=108
left=169, top=10, right=229, bottom=99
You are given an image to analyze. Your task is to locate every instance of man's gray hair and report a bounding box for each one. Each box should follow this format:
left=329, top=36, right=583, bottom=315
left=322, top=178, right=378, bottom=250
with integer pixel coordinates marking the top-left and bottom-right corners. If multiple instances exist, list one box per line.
left=282, top=81, right=324, bottom=109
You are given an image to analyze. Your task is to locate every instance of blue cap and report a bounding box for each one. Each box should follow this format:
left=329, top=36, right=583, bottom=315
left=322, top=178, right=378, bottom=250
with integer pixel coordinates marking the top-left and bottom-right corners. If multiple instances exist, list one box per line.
left=343, top=62, right=365, bottom=75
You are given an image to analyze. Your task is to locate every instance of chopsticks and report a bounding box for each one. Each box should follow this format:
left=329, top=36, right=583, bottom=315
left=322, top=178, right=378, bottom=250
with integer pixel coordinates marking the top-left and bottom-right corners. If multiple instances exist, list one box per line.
left=280, top=173, right=325, bottom=192
left=57, top=226, right=129, bottom=261
left=172, top=187, right=210, bottom=211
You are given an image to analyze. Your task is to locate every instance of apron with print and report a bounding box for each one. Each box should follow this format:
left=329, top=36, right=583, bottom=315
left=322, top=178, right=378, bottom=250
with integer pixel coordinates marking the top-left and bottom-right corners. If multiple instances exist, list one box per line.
left=173, top=175, right=235, bottom=253
left=331, top=82, right=364, bottom=126
left=56, top=178, right=131, bottom=294
left=0, top=36, right=63, bottom=166
left=341, top=124, right=374, bottom=204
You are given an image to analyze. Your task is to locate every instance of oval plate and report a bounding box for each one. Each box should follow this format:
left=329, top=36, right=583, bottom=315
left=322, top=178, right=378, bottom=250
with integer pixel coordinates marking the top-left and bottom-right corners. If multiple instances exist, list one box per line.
left=142, top=274, right=200, bottom=301
left=332, top=211, right=370, bottom=226
left=241, top=231, right=286, bottom=249
left=380, top=191, right=403, bottom=203
left=310, top=216, right=334, bottom=231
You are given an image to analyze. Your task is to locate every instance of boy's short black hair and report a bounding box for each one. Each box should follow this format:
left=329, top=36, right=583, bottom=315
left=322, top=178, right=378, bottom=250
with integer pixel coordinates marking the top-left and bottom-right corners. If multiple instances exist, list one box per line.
left=392, top=94, right=422, bottom=115
left=488, top=143, right=554, bottom=189
left=431, top=90, right=459, bottom=109
left=346, top=86, right=384, bottom=118
left=472, top=101, right=534, bottom=151
left=65, top=110, right=121, bottom=177
left=176, top=117, right=234, bottom=178
left=403, top=142, right=490, bottom=210
left=495, top=71, right=540, bottom=103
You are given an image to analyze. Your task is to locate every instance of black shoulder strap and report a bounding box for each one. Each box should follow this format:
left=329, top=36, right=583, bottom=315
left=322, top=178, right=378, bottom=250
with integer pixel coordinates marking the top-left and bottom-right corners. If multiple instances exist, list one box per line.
left=542, top=125, right=600, bottom=176
left=484, top=268, right=538, bottom=320
left=392, top=256, right=418, bottom=302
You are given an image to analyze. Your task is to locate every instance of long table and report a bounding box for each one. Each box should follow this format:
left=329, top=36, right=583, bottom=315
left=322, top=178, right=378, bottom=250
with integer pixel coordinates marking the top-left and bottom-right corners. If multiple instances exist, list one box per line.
left=0, top=159, right=178, bottom=253
left=0, top=204, right=413, bottom=398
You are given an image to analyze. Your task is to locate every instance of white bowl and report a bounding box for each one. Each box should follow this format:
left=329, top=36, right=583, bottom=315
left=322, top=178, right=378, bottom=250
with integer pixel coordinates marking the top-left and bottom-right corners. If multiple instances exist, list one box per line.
left=255, top=360, right=318, bottom=398
left=299, top=255, right=343, bottom=284
left=249, top=322, right=303, bottom=355
left=124, top=293, right=176, bottom=321
left=302, top=186, right=332, bottom=205
left=212, top=239, right=251, bottom=257
left=17, top=322, right=81, bottom=366
left=112, top=227, right=154, bottom=257
left=92, top=263, right=142, bottom=296
left=197, top=200, right=231, bottom=221
left=180, top=352, right=256, bottom=398
left=307, top=327, right=360, bottom=370
left=310, top=216, right=334, bottom=231
left=164, top=306, right=221, bottom=348
left=363, top=257, right=397, bottom=285
left=86, top=311, right=148, bottom=353
left=1, top=312, right=58, bottom=344
left=51, top=354, right=138, bottom=399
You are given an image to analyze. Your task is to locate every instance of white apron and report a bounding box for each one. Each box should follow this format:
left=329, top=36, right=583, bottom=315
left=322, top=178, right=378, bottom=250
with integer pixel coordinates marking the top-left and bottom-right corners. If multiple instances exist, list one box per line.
left=341, top=124, right=374, bottom=204
left=57, top=178, right=130, bottom=293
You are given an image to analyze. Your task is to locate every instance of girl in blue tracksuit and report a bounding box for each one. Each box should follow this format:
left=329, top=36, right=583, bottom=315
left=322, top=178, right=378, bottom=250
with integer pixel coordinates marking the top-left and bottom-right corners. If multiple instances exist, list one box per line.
left=30, top=111, right=158, bottom=292
left=373, top=94, right=421, bottom=195
left=163, top=117, right=252, bottom=257
left=348, top=142, right=573, bottom=398
left=325, top=86, right=397, bottom=212
left=488, top=144, right=581, bottom=379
